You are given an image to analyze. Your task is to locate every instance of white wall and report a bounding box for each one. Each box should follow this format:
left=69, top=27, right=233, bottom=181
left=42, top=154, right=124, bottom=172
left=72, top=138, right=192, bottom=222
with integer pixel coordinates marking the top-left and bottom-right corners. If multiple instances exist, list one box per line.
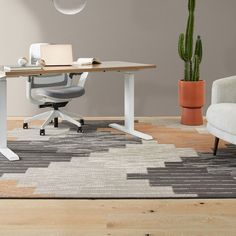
left=1, top=0, right=236, bottom=117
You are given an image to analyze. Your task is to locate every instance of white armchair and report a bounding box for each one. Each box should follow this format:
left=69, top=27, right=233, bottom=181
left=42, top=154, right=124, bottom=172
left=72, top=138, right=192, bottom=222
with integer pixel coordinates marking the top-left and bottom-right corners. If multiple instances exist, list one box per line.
left=206, top=76, right=236, bottom=155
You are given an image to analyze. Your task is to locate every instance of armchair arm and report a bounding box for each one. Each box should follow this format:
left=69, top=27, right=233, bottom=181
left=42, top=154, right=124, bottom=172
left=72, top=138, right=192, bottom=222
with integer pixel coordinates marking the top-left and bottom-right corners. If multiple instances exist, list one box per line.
left=212, top=76, right=236, bottom=104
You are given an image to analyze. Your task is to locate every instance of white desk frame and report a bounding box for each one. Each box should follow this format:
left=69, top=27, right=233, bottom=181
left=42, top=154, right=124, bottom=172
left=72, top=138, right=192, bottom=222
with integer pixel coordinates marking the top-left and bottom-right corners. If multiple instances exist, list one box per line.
left=0, top=62, right=155, bottom=161
left=109, top=72, right=153, bottom=140
left=0, top=76, right=19, bottom=161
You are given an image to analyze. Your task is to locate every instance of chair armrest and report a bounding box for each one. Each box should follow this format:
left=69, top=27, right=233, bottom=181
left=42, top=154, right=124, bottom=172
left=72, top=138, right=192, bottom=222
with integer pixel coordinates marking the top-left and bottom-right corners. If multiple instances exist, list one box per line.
left=212, top=76, right=236, bottom=104
left=78, top=72, right=89, bottom=88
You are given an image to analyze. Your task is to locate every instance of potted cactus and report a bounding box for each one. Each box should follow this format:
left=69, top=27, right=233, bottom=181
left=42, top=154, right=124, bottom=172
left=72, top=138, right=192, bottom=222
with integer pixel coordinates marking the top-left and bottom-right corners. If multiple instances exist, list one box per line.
left=178, top=0, right=205, bottom=125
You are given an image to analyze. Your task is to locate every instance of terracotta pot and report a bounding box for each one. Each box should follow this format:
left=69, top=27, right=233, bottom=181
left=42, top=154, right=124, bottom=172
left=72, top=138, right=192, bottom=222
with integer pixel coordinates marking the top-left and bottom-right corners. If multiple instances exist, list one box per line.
left=178, top=80, right=205, bottom=126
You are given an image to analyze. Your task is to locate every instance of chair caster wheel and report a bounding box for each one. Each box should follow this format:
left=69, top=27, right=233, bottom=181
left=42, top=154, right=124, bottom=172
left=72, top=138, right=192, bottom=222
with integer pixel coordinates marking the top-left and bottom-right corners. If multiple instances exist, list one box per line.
left=23, top=123, right=29, bottom=129
left=77, top=127, right=84, bottom=133
left=79, top=119, right=85, bottom=126
left=40, top=129, right=46, bottom=136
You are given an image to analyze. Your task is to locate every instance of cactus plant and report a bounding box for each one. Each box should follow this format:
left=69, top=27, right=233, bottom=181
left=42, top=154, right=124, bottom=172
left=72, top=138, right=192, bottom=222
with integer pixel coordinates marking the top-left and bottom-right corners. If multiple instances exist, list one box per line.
left=178, top=0, right=203, bottom=81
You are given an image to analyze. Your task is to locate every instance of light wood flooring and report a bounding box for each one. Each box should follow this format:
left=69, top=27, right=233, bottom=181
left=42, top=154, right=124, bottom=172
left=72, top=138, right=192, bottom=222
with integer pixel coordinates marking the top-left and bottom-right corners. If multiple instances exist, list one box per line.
left=0, top=200, right=235, bottom=236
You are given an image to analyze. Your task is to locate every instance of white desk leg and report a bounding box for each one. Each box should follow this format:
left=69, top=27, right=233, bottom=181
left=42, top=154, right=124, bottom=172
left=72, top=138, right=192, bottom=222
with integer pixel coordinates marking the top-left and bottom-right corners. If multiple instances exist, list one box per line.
left=109, top=72, right=153, bottom=140
left=0, top=77, right=19, bottom=161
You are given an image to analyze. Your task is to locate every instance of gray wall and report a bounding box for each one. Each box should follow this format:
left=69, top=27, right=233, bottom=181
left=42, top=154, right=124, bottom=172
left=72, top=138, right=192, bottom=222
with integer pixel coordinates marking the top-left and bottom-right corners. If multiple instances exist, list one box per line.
left=1, top=0, right=236, bottom=117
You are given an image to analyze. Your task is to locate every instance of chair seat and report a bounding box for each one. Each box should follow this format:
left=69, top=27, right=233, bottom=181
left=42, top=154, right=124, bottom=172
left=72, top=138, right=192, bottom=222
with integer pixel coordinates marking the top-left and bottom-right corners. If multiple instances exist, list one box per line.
left=35, top=86, right=85, bottom=99
left=206, top=103, right=236, bottom=135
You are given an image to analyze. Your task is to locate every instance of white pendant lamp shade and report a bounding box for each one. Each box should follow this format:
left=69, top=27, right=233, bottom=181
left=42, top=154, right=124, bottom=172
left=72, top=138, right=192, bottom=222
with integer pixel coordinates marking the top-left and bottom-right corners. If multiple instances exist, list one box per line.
left=52, top=0, right=87, bottom=15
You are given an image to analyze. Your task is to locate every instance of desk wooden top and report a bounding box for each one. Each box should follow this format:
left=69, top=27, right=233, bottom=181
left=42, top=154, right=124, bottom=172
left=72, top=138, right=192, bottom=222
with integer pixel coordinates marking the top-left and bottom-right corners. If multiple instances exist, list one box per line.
left=0, top=61, right=156, bottom=78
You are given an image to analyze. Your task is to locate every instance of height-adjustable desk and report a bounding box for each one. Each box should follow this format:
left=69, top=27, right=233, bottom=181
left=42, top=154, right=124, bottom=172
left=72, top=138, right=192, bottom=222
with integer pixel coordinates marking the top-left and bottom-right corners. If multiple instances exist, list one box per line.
left=0, top=61, right=156, bottom=161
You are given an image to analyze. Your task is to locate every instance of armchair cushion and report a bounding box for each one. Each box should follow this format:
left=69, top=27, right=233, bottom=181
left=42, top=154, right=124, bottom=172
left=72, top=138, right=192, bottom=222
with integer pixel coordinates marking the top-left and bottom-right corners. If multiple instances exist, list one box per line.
left=206, top=103, right=236, bottom=135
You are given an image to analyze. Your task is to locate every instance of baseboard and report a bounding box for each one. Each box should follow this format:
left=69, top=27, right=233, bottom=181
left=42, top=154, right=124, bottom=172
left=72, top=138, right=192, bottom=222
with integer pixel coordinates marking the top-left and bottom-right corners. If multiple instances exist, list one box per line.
left=7, top=116, right=181, bottom=121
left=7, top=117, right=124, bottom=121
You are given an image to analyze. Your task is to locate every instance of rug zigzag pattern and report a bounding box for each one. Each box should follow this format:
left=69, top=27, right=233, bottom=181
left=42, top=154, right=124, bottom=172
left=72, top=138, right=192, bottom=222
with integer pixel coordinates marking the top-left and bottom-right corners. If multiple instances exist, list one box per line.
left=2, top=140, right=197, bottom=198
left=128, top=148, right=236, bottom=198
left=0, top=121, right=140, bottom=177
left=1, top=119, right=236, bottom=198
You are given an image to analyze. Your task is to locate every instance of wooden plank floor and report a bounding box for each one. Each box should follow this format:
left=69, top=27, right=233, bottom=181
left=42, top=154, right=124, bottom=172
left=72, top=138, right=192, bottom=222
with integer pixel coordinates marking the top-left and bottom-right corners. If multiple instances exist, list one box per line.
left=0, top=200, right=235, bottom=235
left=2, top=118, right=236, bottom=235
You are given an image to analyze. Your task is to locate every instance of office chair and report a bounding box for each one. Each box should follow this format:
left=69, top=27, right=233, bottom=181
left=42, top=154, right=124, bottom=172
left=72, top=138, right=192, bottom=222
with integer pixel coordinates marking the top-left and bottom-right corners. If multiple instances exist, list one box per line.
left=23, top=43, right=89, bottom=136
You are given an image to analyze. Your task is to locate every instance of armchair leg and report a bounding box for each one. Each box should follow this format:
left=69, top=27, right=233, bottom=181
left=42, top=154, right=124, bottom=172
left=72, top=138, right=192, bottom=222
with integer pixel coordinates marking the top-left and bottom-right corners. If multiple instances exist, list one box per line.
left=213, top=137, right=220, bottom=156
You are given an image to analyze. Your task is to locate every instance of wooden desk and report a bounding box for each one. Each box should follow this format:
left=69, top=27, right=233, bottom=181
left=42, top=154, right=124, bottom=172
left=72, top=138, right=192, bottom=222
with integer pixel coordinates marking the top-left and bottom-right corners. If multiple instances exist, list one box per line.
left=3, top=61, right=156, bottom=77
left=0, top=61, right=156, bottom=161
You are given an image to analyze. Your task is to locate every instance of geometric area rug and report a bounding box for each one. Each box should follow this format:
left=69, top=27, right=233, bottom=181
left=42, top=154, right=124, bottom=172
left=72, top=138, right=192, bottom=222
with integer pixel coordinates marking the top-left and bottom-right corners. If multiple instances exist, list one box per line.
left=1, top=118, right=236, bottom=199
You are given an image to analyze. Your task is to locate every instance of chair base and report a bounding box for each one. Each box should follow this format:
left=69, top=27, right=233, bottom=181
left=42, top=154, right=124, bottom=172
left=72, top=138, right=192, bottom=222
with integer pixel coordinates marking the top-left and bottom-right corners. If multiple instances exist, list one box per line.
left=24, top=109, right=84, bottom=135
left=54, top=117, right=59, bottom=128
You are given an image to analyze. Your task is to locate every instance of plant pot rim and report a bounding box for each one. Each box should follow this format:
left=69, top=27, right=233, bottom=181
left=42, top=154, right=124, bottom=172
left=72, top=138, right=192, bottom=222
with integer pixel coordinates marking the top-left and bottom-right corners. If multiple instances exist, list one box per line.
left=179, top=80, right=205, bottom=83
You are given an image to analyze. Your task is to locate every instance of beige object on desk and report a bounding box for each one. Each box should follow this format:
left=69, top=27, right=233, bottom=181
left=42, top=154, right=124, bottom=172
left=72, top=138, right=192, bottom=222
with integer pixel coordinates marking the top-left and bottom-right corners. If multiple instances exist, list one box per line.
left=0, top=61, right=156, bottom=161
left=40, top=44, right=74, bottom=66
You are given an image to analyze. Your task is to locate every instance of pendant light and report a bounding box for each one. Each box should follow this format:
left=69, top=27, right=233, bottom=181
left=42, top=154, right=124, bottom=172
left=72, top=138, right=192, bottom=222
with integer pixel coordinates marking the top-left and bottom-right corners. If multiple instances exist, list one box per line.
left=52, top=0, right=87, bottom=15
